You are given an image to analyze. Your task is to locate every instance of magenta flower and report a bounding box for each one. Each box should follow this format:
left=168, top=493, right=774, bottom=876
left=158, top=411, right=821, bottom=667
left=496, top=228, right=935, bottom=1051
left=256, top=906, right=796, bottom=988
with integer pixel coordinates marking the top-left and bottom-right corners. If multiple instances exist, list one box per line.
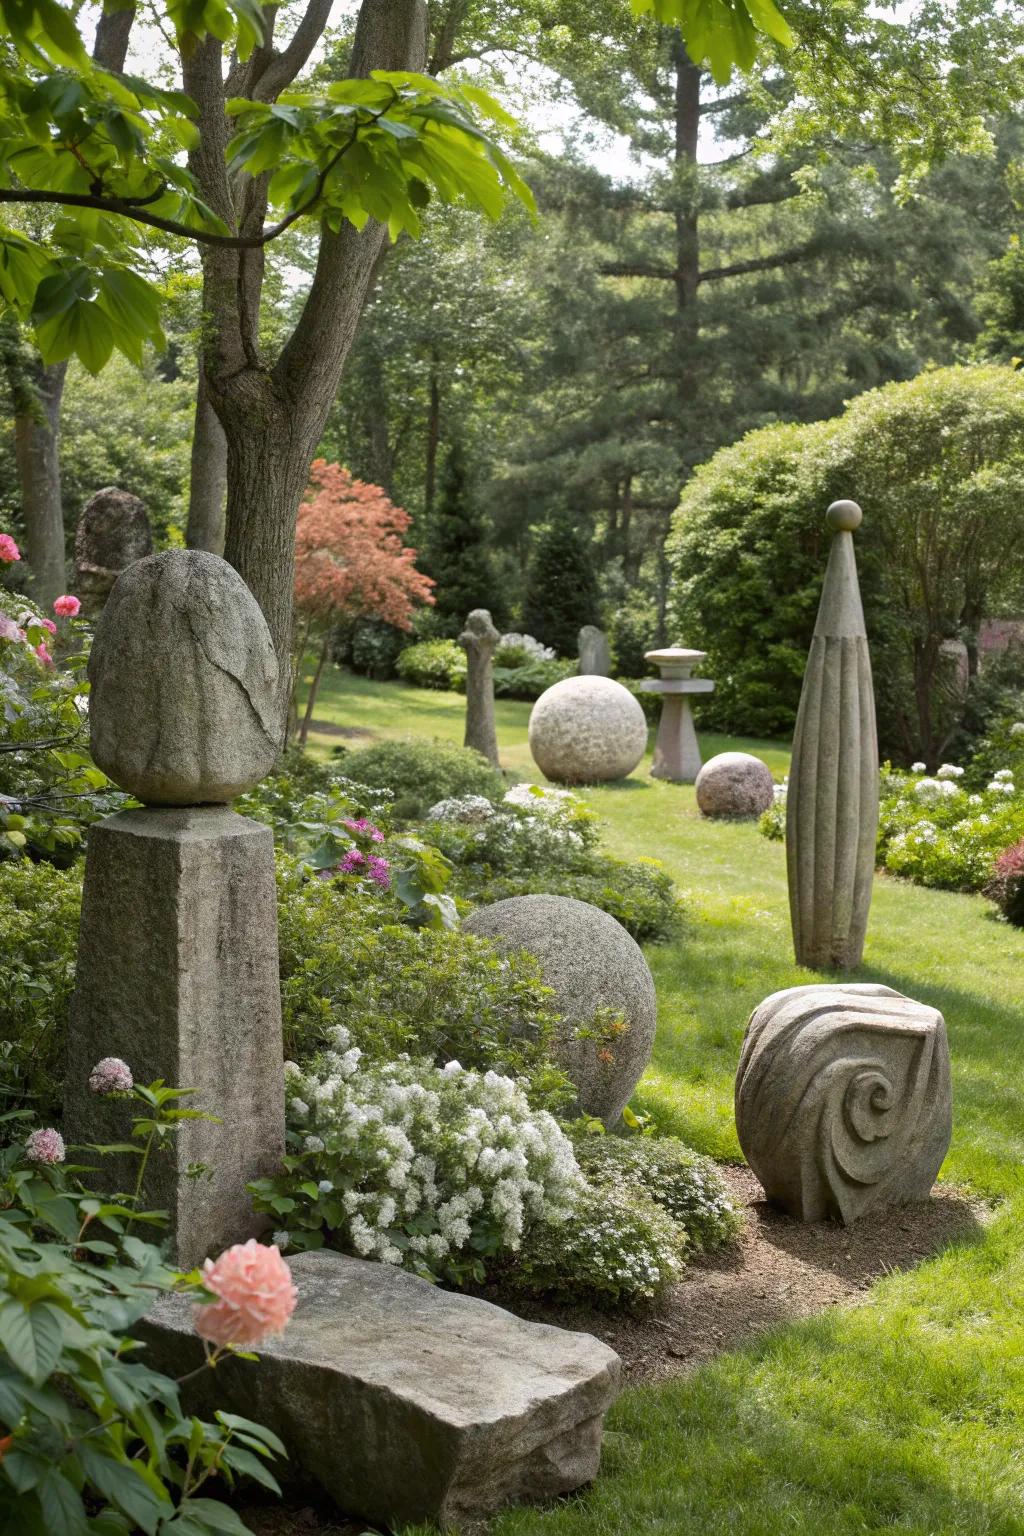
left=34, top=643, right=53, bottom=667
left=193, top=1239, right=298, bottom=1347
left=344, top=817, right=385, bottom=844
left=25, top=1127, right=65, bottom=1165
left=367, top=855, right=391, bottom=889
left=0, top=534, right=19, bottom=563
left=40, top=617, right=57, bottom=636
left=339, top=849, right=366, bottom=874
left=53, top=594, right=81, bottom=617
left=89, top=1056, right=134, bottom=1095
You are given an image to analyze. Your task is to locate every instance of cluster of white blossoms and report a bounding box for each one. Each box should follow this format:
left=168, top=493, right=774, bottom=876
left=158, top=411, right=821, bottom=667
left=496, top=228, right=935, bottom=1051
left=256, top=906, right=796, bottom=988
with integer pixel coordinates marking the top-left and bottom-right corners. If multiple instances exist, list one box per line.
left=425, top=794, right=496, bottom=824
left=502, top=782, right=576, bottom=813
left=497, top=632, right=556, bottom=662
left=988, top=769, right=1016, bottom=796
left=914, top=775, right=960, bottom=803
left=281, top=1027, right=584, bottom=1275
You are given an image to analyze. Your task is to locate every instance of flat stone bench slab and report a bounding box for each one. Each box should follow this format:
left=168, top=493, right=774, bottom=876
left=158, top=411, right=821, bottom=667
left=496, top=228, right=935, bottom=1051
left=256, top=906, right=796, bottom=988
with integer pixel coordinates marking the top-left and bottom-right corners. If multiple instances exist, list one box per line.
left=143, top=1250, right=621, bottom=1528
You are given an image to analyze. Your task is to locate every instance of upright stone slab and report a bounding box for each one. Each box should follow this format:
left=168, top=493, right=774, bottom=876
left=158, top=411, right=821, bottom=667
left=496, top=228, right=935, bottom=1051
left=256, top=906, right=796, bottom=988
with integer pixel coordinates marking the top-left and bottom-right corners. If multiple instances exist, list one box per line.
left=66, top=808, right=285, bottom=1267
left=786, top=502, right=878, bottom=970
left=459, top=608, right=501, bottom=768
left=143, top=1250, right=621, bottom=1528
left=578, top=625, right=611, bottom=677
left=67, top=548, right=285, bottom=1267
left=72, top=486, right=153, bottom=618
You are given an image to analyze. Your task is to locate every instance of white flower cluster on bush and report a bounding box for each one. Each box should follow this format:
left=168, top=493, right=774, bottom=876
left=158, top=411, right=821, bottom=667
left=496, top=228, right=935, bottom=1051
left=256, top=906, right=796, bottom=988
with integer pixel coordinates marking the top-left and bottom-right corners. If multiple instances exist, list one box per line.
left=510, top=1183, right=686, bottom=1305
left=275, top=1030, right=583, bottom=1277
left=497, top=633, right=556, bottom=662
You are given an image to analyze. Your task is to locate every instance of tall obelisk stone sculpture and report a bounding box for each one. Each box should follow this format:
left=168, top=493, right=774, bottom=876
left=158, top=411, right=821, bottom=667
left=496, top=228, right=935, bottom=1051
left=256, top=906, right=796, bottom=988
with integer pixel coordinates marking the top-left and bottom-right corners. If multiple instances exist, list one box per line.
left=66, top=550, right=286, bottom=1267
left=460, top=608, right=501, bottom=768
left=786, top=501, right=878, bottom=970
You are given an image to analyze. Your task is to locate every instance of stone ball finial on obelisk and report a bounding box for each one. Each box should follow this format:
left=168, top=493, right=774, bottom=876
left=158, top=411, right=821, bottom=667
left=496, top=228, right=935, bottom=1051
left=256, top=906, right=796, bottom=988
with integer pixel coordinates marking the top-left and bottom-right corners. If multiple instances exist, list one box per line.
left=66, top=550, right=287, bottom=1267
left=786, top=501, right=879, bottom=971
left=459, top=608, right=501, bottom=769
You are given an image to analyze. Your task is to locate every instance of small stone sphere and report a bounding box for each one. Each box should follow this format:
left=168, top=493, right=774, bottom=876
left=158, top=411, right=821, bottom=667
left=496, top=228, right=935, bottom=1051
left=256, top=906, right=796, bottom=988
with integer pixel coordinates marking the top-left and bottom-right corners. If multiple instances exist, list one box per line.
left=528, top=675, right=647, bottom=784
left=826, top=499, right=863, bottom=532
left=695, top=752, right=775, bottom=819
left=464, top=894, right=657, bottom=1125
left=89, top=549, right=282, bottom=805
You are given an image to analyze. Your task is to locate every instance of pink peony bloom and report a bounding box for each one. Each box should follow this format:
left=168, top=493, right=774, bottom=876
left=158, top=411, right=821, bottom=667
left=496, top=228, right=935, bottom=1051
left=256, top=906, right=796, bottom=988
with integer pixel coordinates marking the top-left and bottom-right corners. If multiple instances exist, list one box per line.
left=25, top=1127, right=65, bottom=1165
left=34, top=643, right=53, bottom=667
left=53, top=594, right=81, bottom=618
left=0, top=534, right=19, bottom=563
left=89, top=1056, right=134, bottom=1095
left=193, top=1239, right=298, bottom=1348
left=40, top=617, right=57, bottom=635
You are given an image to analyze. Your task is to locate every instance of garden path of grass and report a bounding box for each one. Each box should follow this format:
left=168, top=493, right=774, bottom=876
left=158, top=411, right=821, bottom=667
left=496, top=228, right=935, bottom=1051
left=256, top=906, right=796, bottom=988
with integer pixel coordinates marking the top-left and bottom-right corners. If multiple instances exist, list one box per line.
left=304, top=669, right=1024, bottom=1536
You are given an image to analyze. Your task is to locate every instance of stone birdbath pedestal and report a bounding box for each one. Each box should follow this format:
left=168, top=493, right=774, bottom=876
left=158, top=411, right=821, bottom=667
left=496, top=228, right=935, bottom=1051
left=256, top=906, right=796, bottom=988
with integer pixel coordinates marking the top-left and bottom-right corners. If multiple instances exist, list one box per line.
left=641, top=647, right=714, bottom=783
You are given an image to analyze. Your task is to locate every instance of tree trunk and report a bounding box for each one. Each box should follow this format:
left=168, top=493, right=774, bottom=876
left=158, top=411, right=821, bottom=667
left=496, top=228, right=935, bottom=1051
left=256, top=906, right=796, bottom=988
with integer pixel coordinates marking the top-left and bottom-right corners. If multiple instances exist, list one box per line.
left=186, top=362, right=228, bottom=554
left=14, top=359, right=68, bottom=609
left=425, top=355, right=441, bottom=515
left=673, top=41, right=701, bottom=356
left=298, top=632, right=330, bottom=746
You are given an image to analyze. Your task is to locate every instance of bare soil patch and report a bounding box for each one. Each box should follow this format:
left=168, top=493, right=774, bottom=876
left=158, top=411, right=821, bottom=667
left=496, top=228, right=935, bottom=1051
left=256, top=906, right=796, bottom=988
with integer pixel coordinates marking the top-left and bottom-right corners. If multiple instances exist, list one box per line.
left=306, top=720, right=373, bottom=741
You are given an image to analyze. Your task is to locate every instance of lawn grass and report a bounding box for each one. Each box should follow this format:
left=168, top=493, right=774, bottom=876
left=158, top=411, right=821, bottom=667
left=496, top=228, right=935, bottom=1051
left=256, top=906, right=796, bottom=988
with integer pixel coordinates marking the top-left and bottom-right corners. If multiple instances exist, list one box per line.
left=303, top=666, right=1024, bottom=1536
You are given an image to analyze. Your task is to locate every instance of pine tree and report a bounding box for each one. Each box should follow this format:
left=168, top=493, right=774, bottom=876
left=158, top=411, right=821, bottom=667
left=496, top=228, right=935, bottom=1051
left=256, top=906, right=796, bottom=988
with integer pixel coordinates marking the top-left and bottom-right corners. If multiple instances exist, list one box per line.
left=523, top=516, right=600, bottom=659
left=423, top=443, right=503, bottom=635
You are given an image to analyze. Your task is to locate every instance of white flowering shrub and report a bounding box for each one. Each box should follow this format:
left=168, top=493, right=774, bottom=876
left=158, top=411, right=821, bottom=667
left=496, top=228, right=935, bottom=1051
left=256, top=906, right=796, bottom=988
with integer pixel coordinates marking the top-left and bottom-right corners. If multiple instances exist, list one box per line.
left=573, top=1133, right=741, bottom=1254
left=760, top=762, right=1024, bottom=893
left=496, top=633, right=556, bottom=665
left=250, top=1030, right=584, bottom=1285
left=508, top=1183, right=687, bottom=1306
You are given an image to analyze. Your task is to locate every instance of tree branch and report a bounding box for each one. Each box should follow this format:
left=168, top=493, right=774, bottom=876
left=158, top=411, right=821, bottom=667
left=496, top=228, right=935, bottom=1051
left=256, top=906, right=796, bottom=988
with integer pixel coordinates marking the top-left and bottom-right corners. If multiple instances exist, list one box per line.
left=699, top=246, right=813, bottom=283
left=251, top=0, right=335, bottom=101
left=699, top=91, right=750, bottom=115
left=599, top=260, right=677, bottom=281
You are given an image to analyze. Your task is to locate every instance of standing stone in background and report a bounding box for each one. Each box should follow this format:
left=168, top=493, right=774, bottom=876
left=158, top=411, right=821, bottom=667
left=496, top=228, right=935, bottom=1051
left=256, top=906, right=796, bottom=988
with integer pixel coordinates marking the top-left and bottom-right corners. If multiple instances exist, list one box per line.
left=66, top=549, right=285, bottom=1267
left=578, top=625, right=611, bottom=676
left=786, top=502, right=878, bottom=970
left=459, top=608, right=501, bottom=769
left=72, top=486, right=153, bottom=618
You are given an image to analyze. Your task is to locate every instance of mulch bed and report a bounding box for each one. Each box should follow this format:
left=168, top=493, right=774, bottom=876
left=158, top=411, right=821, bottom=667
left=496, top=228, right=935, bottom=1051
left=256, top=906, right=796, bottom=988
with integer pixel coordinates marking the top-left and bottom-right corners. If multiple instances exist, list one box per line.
left=235, top=1168, right=988, bottom=1533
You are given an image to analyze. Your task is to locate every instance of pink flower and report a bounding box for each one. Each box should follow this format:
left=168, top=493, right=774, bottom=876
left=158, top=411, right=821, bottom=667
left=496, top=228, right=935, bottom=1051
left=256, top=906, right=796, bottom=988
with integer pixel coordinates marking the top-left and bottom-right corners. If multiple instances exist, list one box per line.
left=40, top=617, right=57, bottom=636
left=53, top=594, right=81, bottom=618
left=34, top=643, right=53, bottom=667
left=0, top=534, right=19, bottom=563
left=367, top=855, right=391, bottom=889
left=344, top=817, right=385, bottom=844
left=339, top=849, right=365, bottom=874
left=89, top=1056, right=134, bottom=1095
left=193, top=1239, right=298, bottom=1348
left=0, top=615, right=24, bottom=643
left=25, top=1127, right=65, bottom=1165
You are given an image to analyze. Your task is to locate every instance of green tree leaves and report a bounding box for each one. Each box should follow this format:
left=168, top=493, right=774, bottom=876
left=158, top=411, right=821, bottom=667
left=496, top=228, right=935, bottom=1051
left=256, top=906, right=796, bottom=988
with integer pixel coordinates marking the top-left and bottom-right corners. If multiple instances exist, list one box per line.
left=630, top=0, right=793, bottom=81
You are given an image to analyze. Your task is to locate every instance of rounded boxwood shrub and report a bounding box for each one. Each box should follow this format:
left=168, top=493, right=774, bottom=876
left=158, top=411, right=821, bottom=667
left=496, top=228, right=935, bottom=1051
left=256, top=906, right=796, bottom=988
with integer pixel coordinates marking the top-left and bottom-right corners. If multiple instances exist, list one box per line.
left=396, top=638, right=467, bottom=692
left=572, top=1132, right=741, bottom=1254
left=342, top=736, right=504, bottom=819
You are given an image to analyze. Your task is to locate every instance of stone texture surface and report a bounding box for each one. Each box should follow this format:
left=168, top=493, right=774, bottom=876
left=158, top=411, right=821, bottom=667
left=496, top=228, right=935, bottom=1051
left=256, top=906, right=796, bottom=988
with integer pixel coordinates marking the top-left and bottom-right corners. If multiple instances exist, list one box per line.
left=786, top=501, right=878, bottom=969
left=89, top=549, right=282, bottom=805
left=735, top=983, right=952, bottom=1224
left=578, top=625, right=611, bottom=676
left=73, top=486, right=154, bottom=617
left=142, top=1249, right=620, bottom=1528
left=642, top=647, right=714, bottom=784
left=460, top=608, right=501, bottom=768
left=465, top=894, right=657, bottom=1124
left=528, top=676, right=647, bottom=785
left=695, top=752, right=774, bottom=818
left=65, top=806, right=285, bottom=1267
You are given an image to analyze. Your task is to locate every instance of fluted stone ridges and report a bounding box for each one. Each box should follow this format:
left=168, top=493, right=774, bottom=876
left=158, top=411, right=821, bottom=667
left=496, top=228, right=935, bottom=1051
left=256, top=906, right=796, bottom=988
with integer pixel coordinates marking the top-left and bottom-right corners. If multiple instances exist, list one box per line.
left=786, top=501, right=878, bottom=970
left=735, top=982, right=952, bottom=1225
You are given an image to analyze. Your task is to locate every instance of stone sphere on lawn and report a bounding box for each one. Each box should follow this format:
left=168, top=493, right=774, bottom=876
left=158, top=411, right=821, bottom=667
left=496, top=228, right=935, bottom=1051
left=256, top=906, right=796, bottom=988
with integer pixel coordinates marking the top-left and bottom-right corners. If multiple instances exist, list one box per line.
left=528, top=675, right=647, bottom=785
left=695, top=751, right=774, bottom=819
left=89, top=549, right=282, bottom=806
left=464, top=894, right=657, bottom=1125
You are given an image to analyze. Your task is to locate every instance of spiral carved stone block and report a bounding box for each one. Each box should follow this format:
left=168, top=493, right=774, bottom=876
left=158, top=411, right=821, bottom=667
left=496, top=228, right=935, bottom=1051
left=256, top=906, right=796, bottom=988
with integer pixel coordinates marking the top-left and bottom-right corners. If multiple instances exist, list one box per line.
left=735, top=983, right=952, bottom=1224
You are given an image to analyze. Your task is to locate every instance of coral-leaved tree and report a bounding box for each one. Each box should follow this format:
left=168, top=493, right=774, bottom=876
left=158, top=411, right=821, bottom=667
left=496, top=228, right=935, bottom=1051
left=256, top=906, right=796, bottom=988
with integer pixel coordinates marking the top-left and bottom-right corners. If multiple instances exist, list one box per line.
left=293, top=460, right=434, bottom=742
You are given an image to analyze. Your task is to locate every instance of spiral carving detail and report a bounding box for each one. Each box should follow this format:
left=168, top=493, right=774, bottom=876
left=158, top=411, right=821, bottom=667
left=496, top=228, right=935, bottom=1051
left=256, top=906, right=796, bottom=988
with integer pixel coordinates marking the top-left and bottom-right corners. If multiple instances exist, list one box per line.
left=735, top=983, right=952, bottom=1224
